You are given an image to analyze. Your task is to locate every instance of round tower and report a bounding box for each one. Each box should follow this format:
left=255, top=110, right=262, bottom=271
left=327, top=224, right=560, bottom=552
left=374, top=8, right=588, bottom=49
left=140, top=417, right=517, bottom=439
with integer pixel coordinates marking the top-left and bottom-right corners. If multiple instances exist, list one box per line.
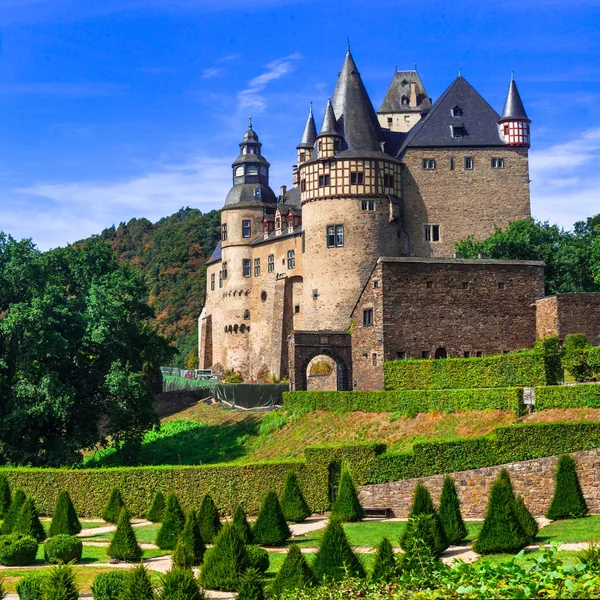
left=499, top=75, right=531, bottom=147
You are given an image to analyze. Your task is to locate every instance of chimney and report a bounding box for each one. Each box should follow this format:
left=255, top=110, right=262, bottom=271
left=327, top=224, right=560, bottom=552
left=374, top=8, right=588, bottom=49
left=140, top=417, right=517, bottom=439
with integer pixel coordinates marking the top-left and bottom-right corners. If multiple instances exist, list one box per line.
left=409, top=82, right=417, bottom=106
left=280, top=185, right=287, bottom=197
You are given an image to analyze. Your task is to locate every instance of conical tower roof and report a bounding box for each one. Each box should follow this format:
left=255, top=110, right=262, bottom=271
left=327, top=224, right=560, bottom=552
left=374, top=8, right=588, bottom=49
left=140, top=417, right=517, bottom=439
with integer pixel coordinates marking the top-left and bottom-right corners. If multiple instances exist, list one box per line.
left=297, top=104, right=318, bottom=149
left=318, top=98, right=341, bottom=137
left=500, top=77, right=530, bottom=122
left=330, top=49, right=385, bottom=152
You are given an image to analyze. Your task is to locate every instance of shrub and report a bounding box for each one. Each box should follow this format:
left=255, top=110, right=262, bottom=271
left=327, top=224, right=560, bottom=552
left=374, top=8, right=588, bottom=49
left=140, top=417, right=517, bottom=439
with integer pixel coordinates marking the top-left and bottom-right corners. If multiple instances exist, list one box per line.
left=41, top=562, right=79, bottom=600
left=563, top=334, right=591, bottom=382
left=160, top=568, right=205, bottom=600
left=535, top=383, right=600, bottom=409
left=199, top=524, right=248, bottom=591
left=246, top=545, right=269, bottom=574
left=107, top=507, right=142, bottom=562
left=589, top=346, right=600, bottom=378
left=280, top=472, right=311, bottom=523
left=49, top=491, right=81, bottom=537
left=236, top=568, right=264, bottom=600
left=0, top=489, right=25, bottom=535
left=90, top=571, right=128, bottom=600
left=370, top=537, right=396, bottom=582
left=147, top=491, right=165, bottom=523
left=252, top=491, right=291, bottom=546
left=223, top=370, right=243, bottom=384
left=119, top=564, right=156, bottom=600
left=232, top=504, right=253, bottom=544
left=330, top=470, right=363, bottom=523
left=14, top=497, right=46, bottom=542
left=269, top=543, right=316, bottom=598
left=180, top=511, right=205, bottom=565
left=312, top=517, right=365, bottom=582
left=514, top=495, right=538, bottom=538
left=0, top=475, right=10, bottom=519
left=473, top=473, right=530, bottom=554
left=43, top=534, right=83, bottom=564
left=546, top=454, right=588, bottom=519
left=0, top=533, right=37, bottom=566
left=155, top=492, right=185, bottom=550
left=438, top=476, right=467, bottom=545
left=576, top=541, right=600, bottom=573
left=197, top=494, right=221, bottom=544
left=102, top=488, right=125, bottom=524
left=400, top=514, right=444, bottom=580
left=16, top=572, right=45, bottom=600
left=172, top=537, right=194, bottom=570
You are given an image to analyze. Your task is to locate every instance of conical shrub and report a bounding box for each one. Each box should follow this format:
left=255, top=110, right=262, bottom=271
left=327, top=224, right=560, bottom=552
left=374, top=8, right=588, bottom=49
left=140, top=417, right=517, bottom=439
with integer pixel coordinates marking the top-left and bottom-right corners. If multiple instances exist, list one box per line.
left=102, top=488, right=125, bottom=524
left=197, top=494, right=221, bottom=544
left=120, top=564, right=156, bottom=600
left=370, top=537, right=396, bottom=582
left=160, top=568, right=205, bottom=600
left=546, top=454, right=588, bottom=520
left=312, top=517, right=365, bottom=582
left=232, top=504, right=253, bottom=544
left=0, top=489, right=25, bottom=535
left=330, top=469, right=363, bottom=523
left=514, top=495, right=538, bottom=538
left=107, top=507, right=142, bottom=562
left=41, top=562, right=79, bottom=600
left=280, top=472, right=311, bottom=523
left=172, top=538, right=194, bottom=570
left=155, top=493, right=185, bottom=550
left=199, top=523, right=248, bottom=591
left=270, top=543, right=316, bottom=598
left=252, top=491, right=291, bottom=546
left=0, top=474, right=11, bottom=519
left=400, top=483, right=448, bottom=554
left=438, top=476, right=467, bottom=545
left=147, top=492, right=165, bottom=523
left=473, top=473, right=530, bottom=554
left=14, top=496, right=47, bottom=542
left=401, top=514, right=443, bottom=577
left=49, top=491, right=81, bottom=537
left=180, top=511, right=205, bottom=565
left=236, top=568, right=264, bottom=600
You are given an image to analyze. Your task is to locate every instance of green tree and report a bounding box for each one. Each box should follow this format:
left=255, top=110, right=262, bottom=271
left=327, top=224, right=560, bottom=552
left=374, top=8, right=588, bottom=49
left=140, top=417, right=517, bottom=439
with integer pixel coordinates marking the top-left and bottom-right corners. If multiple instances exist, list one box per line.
left=172, top=538, right=194, bottom=570
left=280, top=472, right=311, bottom=523
left=107, top=508, right=142, bottom=562
left=102, top=488, right=125, bottom=524
left=0, top=475, right=11, bottom=519
left=370, top=537, right=396, bottom=582
left=232, top=504, right=253, bottom=545
left=197, top=494, right=221, bottom=544
left=147, top=491, right=165, bottom=523
left=41, top=562, right=79, bottom=600
left=120, top=564, right=156, bottom=600
left=180, top=511, right=205, bottom=565
left=252, top=491, right=291, bottom=546
left=156, top=493, right=185, bottom=550
left=269, top=543, right=316, bottom=598
left=330, top=469, right=363, bottom=523
left=438, top=476, right=467, bottom=545
left=14, top=497, right=47, bottom=542
left=236, top=568, right=264, bottom=600
left=514, top=495, right=539, bottom=538
left=546, top=454, right=588, bottom=520
left=400, top=514, right=445, bottom=583
left=160, top=568, right=205, bottom=600
left=199, top=524, right=248, bottom=591
left=0, top=489, right=25, bottom=535
left=49, top=491, right=81, bottom=537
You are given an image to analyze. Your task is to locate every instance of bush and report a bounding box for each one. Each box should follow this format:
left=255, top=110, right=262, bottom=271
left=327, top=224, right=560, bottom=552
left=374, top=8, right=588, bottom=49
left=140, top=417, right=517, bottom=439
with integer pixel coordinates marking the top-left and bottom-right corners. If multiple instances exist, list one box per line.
left=535, top=383, right=600, bottom=409
left=330, top=469, right=363, bottom=523
left=563, top=334, right=591, bottom=382
left=312, top=517, right=365, bottom=582
left=147, top=491, right=165, bottom=523
left=119, top=564, right=156, bottom=600
left=246, top=545, right=269, bottom=574
left=180, top=511, right=205, bottom=565
left=589, top=347, right=600, bottom=378
left=91, top=571, right=128, bottom=600
left=14, top=497, right=46, bottom=542
left=514, top=495, right=539, bottom=538
left=400, top=514, right=444, bottom=580
left=49, top=491, right=81, bottom=537
left=102, top=488, right=125, bottom=524
left=197, top=494, right=221, bottom=544
left=270, top=543, right=316, bottom=598
left=160, top=568, right=205, bottom=600
left=107, top=507, right=142, bottom=562
left=473, top=473, right=530, bottom=554
left=172, top=538, right=194, bottom=570
left=41, top=562, right=79, bottom=600
left=546, top=454, right=588, bottom=519
left=252, top=491, right=291, bottom=546
left=370, top=537, right=396, bottom=582
left=0, top=533, right=37, bottom=566
left=236, top=568, right=264, bottom=600
left=199, top=524, right=248, bottom=591
left=223, top=370, right=243, bottom=383
left=232, top=504, right=253, bottom=544
left=0, top=475, right=10, bottom=519
left=0, top=489, right=25, bottom=535
left=155, top=492, right=185, bottom=550
left=438, top=476, right=467, bottom=545
left=43, top=534, right=83, bottom=564
left=280, top=472, right=311, bottom=523
left=17, top=572, right=45, bottom=600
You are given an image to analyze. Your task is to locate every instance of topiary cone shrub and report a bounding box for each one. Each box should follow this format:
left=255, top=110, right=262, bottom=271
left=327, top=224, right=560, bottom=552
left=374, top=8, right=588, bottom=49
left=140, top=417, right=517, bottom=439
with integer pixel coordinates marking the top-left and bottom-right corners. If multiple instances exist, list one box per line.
left=438, top=476, right=467, bottom=545
left=199, top=523, right=248, bottom=591
left=107, top=508, right=142, bottom=562
left=160, top=568, right=205, bottom=600
left=43, top=534, right=83, bottom=564
left=147, top=491, right=165, bottom=523
left=91, top=571, right=128, bottom=600
left=252, top=491, right=291, bottom=546
left=197, top=494, right=221, bottom=544
left=236, top=568, right=264, bottom=600
left=155, top=492, right=185, bottom=550
left=14, top=497, right=47, bottom=542
left=370, top=537, right=396, bottom=582
left=280, top=471, right=311, bottom=523
left=546, top=454, right=588, bottom=520
left=41, top=562, right=79, bottom=600
left=232, top=504, right=253, bottom=545
left=102, top=488, right=125, bottom=524
left=312, top=517, right=365, bottom=582
left=49, top=491, right=81, bottom=537
left=400, top=483, right=448, bottom=555
left=401, top=514, right=443, bottom=578
left=120, top=564, right=156, bottom=600
left=473, top=472, right=530, bottom=555
left=330, top=469, right=363, bottom=523
left=269, top=543, right=316, bottom=598
left=0, top=474, right=11, bottom=519
left=172, top=538, right=194, bottom=570
left=180, top=511, right=206, bottom=565
left=514, top=495, right=538, bottom=538
left=0, top=489, right=26, bottom=535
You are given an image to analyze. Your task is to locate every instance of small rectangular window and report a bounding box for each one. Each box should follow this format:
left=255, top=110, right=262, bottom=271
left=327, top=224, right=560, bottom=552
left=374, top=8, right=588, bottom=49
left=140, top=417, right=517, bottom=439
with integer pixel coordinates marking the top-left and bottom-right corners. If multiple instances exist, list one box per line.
left=397, top=351, right=406, bottom=360
left=327, top=225, right=336, bottom=248
left=491, top=157, right=505, bottom=169
left=498, top=282, right=505, bottom=290
left=422, top=351, right=431, bottom=359
left=462, top=281, right=470, bottom=290
left=384, top=174, right=394, bottom=188
left=426, top=281, right=433, bottom=289
left=267, top=254, right=275, bottom=273
left=243, top=259, right=251, bottom=277
left=372, top=353, right=377, bottom=366
left=221, top=223, right=228, bottom=241
left=210, top=273, right=215, bottom=291
left=387, top=117, right=393, bottom=127
left=318, top=174, right=331, bottom=187
left=463, top=351, right=471, bottom=358
left=335, top=225, right=344, bottom=247
left=450, top=157, right=455, bottom=171
left=464, top=156, right=474, bottom=170
left=350, top=172, right=364, bottom=185
left=368, top=200, right=375, bottom=211
left=363, top=308, right=373, bottom=327
left=361, top=200, right=368, bottom=211
left=254, top=258, right=261, bottom=277
left=302, top=231, right=306, bottom=254
left=219, top=270, right=223, bottom=288
left=287, top=250, right=295, bottom=269
left=294, top=305, right=300, bottom=314
left=424, top=225, right=440, bottom=242
left=242, top=220, right=251, bottom=238
left=300, top=179, right=306, bottom=192
left=373, top=280, right=379, bottom=289
left=476, top=351, right=483, bottom=358
left=422, top=159, right=436, bottom=170
left=452, top=126, right=464, bottom=138
left=222, top=262, right=228, bottom=280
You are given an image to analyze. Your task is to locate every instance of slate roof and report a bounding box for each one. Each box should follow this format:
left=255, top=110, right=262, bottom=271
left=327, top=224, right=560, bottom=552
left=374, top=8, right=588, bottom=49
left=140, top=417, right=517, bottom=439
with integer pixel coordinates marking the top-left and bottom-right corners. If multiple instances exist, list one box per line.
left=224, top=183, right=277, bottom=208
left=251, top=224, right=302, bottom=246
left=378, top=70, right=432, bottom=114
left=500, top=79, right=530, bottom=122
left=398, top=76, right=506, bottom=154
left=282, top=186, right=301, bottom=207
left=206, top=240, right=222, bottom=265
left=297, top=105, right=317, bottom=149
left=318, top=99, right=341, bottom=137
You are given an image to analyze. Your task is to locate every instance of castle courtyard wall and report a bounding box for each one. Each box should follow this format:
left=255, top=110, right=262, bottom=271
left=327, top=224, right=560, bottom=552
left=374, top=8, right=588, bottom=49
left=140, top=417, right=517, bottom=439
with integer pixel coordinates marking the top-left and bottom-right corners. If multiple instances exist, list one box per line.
left=536, top=293, right=600, bottom=344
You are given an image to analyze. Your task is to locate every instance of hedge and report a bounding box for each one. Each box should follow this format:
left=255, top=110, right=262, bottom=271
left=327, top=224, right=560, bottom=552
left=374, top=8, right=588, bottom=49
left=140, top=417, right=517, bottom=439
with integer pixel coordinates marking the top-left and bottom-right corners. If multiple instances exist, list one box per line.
left=283, top=388, right=525, bottom=416
left=535, top=383, right=600, bottom=410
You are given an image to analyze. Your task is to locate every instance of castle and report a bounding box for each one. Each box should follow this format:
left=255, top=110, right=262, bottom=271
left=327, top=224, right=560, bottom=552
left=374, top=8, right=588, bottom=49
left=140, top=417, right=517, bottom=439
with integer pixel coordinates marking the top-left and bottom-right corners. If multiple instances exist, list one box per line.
left=198, top=49, right=600, bottom=390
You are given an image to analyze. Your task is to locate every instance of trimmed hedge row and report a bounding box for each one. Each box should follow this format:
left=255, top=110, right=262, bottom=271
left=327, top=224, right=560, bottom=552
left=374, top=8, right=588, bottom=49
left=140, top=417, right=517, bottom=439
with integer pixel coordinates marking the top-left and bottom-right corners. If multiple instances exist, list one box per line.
left=535, top=383, right=600, bottom=410
left=368, top=421, right=600, bottom=483
left=283, top=388, right=525, bottom=416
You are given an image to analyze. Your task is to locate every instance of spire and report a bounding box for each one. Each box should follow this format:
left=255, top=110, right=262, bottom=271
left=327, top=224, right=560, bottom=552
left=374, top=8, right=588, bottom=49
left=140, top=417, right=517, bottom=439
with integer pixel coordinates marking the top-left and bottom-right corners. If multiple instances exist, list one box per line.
left=500, top=77, right=530, bottom=122
left=297, top=103, right=317, bottom=149
left=318, top=99, right=341, bottom=137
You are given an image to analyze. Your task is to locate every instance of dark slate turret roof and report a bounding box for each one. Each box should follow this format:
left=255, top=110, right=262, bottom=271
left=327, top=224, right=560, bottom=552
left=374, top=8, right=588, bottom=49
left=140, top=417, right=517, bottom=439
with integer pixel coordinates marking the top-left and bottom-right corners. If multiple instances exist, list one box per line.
left=399, top=76, right=506, bottom=154
left=500, top=78, right=530, bottom=122
left=378, top=70, right=432, bottom=114
left=297, top=104, right=317, bottom=149
left=206, top=240, right=222, bottom=265
left=318, top=99, right=341, bottom=137
left=224, top=183, right=277, bottom=208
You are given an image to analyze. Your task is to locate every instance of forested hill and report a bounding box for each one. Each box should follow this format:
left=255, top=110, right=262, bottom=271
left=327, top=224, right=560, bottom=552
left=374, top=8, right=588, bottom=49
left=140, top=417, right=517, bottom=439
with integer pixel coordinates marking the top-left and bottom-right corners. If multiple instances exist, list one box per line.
left=90, top=207, right=221, bottom=367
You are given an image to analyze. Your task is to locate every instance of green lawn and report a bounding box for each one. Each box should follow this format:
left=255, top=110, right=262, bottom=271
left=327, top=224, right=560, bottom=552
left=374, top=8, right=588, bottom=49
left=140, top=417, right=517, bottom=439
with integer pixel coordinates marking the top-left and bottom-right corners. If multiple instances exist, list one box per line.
left=83, top=523, right=161, bottom=544
left=474, top=550, right=582, bottom=567
left=538, top=515, right=600, bottom=543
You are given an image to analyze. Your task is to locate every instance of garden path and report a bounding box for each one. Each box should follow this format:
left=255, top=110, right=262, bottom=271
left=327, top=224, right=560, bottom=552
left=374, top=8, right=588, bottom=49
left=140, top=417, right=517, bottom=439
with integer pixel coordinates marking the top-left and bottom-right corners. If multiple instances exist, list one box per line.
left=77, top=519, right=152, bottom=538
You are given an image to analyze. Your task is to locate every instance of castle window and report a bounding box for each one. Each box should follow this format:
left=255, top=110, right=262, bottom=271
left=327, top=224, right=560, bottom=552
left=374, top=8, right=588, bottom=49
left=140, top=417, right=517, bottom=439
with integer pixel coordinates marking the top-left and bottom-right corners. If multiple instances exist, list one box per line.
left=299, top=151, right=305, bottom=162
left=275, top=217, right=281, bottom=231
left=504, top=125, right=509, bottom=135
left=426, top=280, right=433, bottom=288
left=476, top=351, right=483, bottom=358
left=417, top=93, right=425, bottom=105
left=254, top=258, right=261, bottom=277
left=422, top=159, right=436, bottom=170
left=421, top=350, right=431, bottom=359
left=387, top=117, right=393, bottom=128
left=235, top=166, right=244, bottom=177
left=268, top=254, right=275, bottom=273
left=450, top=157, right=455, bottom=171
left=288, top=217, right=294, bottom=232
left=452, top=126, right=464, bottom=138
left=287, top=250, right=295, bottom=269
left=300, top=179, right=306, bottom=192
left=261, top=291, right=267, bottom=301
left=319, top=174, right=331, bottom=186
left=384, top=174, right=394, bottom=188
left=221, top=223, right=228, bottom=241
left=327, top=224, right=344, bottom=247
left=464, top=351, right=471, bottom=358
left=242, top=220, right=251, bottom=238
left=247, top=166, right=258, bottom=175
left=243, top=259, right=251, bottom=277
left=222, top=262, right=228, bottom=280
left=219, top=270, right=223, bottom=288
left=373, top=280, right=379, bottom=289
left=491, top=157, right=505, bottom=169
left=264, top=222, right=269, bottom=235
left=498, top=282, right=505, bottom=290
left=464, top=156, right=474, bottom=170
left=302, top=231, right=305, bottom=253
left=253, top=187, right=261, bottom=198
left=401, top=95, right=409, bottom=105
left=350, top=172, right=364, bottom=185
left=424, top=225, right=440, bottom=242
left=363, top=308, right=373, bottom=327
left=295, top=305, right=300, bottom=314
left=397, top=351, right=406, bottom=360
left=210, top=273, right=215, bottom=291
left=451, top=106, right=462, bottom=117
left=462, top=281, right=470, bottom=290
left=361, top=200, right=375, bottom=212
left=372, top=353, right=378, bottom=366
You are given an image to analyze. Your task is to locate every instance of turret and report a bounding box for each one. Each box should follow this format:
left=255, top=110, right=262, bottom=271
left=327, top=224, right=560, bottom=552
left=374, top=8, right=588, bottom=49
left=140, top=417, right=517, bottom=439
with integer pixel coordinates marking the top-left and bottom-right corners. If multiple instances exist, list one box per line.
left=297, top=104, right=317, bottom=165
left=316, top=99, right=342, bottom=159
left=499, top=75, right=531, bottom=147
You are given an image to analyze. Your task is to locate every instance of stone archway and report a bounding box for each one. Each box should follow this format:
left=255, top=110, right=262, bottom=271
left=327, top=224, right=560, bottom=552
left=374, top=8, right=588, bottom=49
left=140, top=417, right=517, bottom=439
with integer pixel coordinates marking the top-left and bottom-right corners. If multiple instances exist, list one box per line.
left=435, top=347, right=448, bottom=359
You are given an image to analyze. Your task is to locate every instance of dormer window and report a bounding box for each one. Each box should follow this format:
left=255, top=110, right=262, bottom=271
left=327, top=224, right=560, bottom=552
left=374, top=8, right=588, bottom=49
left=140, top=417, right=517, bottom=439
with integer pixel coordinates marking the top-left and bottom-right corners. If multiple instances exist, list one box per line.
left=401, top=95, right=409, bottom=106
left=401, top=79, right=408, bottom=86
left=235, top=166, right=244, bottom=177
left=288, top=217, right=294, bottom=232
left=452, top=126, right=465, bottom=138
left=253, top=187, right=261, bottom=198
left=275, top=217, right=281, bottom=231
left=451, top=106, right=462, bottom=117
left=299, top=151, right=305, bottom=162
left=264, top=222, right=269, bottom=235
left=247, top=166, right=258, bottom=176
left=417, top=93, right=425, bottom=105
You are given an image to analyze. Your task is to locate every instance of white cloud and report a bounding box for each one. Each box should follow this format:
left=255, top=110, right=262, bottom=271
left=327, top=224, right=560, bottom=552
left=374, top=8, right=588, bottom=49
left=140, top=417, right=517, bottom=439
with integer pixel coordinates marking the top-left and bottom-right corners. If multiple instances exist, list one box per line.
left=201, top=68, right=223, bottom=79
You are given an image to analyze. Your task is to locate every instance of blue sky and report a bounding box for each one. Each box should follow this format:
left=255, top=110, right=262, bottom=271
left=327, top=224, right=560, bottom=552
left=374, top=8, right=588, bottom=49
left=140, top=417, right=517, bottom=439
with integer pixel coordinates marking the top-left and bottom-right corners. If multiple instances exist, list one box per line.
left=1, top=0, right=600, bottom=249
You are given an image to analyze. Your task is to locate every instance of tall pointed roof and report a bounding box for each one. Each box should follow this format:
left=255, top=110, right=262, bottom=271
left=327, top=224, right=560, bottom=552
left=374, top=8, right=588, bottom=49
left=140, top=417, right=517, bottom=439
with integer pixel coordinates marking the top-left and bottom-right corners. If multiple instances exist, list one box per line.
left=330, top=50, right=385, bottom=152
left=318, top=98, right=341, bottom=137
left=500, top=77, right=530, bottom=123
left=297, top=104, right=318, bottom=149
left=378, top=70, right=431, bottom=114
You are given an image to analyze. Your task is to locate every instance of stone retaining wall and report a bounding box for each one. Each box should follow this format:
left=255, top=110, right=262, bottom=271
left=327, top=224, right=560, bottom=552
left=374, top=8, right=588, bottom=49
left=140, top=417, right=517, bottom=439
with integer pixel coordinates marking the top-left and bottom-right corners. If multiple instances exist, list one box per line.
left=359, top=448, right=600, bottom=518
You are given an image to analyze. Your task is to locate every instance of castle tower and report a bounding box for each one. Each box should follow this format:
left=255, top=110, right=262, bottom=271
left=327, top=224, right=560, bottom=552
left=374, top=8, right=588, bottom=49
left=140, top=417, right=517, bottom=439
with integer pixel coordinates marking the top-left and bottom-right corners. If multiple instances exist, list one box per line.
left=297, top=104, right=317, bottom=165
left=299, top=49, right=403, bottom=332
left=499, top=75, right=531, bottom=147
